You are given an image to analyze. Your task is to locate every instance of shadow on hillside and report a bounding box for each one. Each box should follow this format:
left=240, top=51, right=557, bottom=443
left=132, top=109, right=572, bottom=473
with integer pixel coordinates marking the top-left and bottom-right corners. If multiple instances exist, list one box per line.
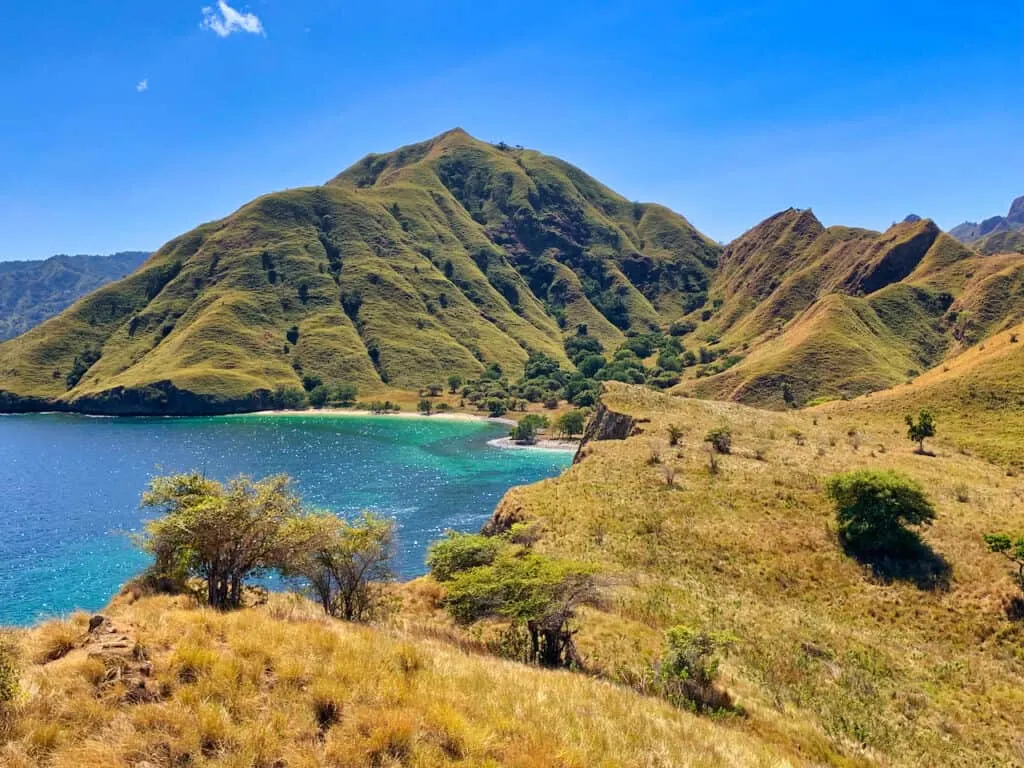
left=843, top=532, right=952, bottom=591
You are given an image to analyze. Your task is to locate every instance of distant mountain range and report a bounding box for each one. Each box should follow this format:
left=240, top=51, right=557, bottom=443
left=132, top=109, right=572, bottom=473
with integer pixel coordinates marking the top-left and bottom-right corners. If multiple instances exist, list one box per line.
left=949, top=195, right=1024, bottom=254
left=0, top=252, right=149, bottom=341
left=0, top=130, right=1021, bottom=415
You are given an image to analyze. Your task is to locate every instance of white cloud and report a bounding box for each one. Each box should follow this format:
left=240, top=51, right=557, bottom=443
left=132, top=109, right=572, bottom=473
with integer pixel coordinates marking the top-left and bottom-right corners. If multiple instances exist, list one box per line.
left=136, top=79, right=149, bottom=93
left=200, top=1, right=264, bottom=37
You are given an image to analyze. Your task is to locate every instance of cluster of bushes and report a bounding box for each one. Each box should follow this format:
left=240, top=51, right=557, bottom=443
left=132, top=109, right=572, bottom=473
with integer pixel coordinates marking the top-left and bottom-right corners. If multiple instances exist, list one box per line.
left=138, top=473, right=395, bottom=621
left=427, top=528, right=599, bottom=668
left=303, top=378, right=358, bottom=409
left=451, top=325, right=732, bottom=417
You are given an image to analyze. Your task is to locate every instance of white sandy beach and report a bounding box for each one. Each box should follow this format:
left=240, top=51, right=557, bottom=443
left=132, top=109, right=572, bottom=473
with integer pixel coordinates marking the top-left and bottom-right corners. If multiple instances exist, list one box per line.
left=231, top=408, right=579, bottom=451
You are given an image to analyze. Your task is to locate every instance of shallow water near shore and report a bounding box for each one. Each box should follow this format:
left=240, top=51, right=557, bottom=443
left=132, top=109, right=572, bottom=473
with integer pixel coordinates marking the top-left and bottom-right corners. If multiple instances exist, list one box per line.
left=0, top=412, right=571, bottom=626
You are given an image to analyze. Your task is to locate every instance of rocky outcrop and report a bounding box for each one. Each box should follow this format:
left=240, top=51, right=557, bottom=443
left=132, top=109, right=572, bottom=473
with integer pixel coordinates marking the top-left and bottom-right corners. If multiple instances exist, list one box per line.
left=482, top=491, right=528, bottom=536
left=68, top=381, right=277, bottom=417
left=572, top=400, right=640, bottom=464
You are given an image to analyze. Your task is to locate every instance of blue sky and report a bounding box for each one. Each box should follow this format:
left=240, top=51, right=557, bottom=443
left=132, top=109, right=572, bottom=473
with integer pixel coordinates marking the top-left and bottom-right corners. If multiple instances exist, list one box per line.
left=1, top=0, right=1021, bottom=260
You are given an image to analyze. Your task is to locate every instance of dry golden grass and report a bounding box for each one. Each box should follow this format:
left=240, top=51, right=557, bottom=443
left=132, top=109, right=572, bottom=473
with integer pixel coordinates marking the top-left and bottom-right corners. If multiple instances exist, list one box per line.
left=2, top=592, right=803, bottom=768
left=482, top=383, right=1024, bottom=766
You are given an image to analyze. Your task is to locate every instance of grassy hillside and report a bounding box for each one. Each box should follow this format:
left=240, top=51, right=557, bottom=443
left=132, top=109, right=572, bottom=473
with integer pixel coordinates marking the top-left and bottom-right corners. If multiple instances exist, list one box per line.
left=0, top=130, right=719, bottom=415
left=674, top=209, right=1024, bottom=407
left=973, top=229, right=1024, bottom=255
left=823, top=323, right=1024, bottom=467
left=0, top=252, right=148, bottom=341
left=3, top=378, right=1023, bottom=766
left=1, top=593, right=804, bottom=768
left=477, top=383, right=1024, bottom=766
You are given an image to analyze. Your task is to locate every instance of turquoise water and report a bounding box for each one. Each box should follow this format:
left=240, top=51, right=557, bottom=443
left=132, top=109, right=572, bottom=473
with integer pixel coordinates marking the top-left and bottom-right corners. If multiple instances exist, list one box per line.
left=0, top=412, right=571, bottom=626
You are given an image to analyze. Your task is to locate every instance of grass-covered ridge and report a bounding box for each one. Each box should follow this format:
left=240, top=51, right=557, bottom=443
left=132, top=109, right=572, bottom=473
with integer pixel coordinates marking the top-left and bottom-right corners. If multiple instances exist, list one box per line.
left=0, top=129, right=720, bottom=415
left=673, top=208, right=1024, bottom=408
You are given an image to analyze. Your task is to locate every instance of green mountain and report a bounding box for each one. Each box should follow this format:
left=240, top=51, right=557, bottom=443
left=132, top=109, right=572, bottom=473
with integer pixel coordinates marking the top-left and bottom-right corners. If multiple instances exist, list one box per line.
left=674, top=209, right=1024, bottom=407
left=0, top=251, right=148, bottom=341
left=0, top=129, right=719, bottom=414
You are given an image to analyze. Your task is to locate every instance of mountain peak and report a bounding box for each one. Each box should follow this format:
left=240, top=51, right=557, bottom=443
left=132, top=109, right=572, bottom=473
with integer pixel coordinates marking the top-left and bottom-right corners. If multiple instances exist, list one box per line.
left=1008, top=195, right=1024, bottom=224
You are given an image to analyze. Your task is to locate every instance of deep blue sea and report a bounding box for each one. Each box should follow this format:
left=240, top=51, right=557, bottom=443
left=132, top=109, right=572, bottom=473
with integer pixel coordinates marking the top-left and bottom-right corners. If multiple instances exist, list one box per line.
left=0, top=412, right=571, bottom=626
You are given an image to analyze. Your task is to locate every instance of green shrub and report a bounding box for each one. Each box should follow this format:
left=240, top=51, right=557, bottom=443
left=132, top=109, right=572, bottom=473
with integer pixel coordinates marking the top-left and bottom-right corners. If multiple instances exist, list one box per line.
left=654, top=626, right=734, bottom=712
left=704, top=427, right=732, bottom=454
left=556, top=410, right=586, bottom=439
left=983, top=533, right=1024, bottom=586
left=826, top=470, right=936, bottom=556
left=426, top=532, right=502, bottom=582
left=510, top=414, right=548, bottom=444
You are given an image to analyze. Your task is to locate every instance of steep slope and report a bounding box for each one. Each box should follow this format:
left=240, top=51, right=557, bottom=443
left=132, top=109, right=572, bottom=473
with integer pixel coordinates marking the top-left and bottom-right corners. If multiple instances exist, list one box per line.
left=0, top=252, right=148, bottom=340
left=492, top=383, right=1024, bottom=766
left=0, top=130, right=720, bottom=415
left=676, top=208, right=1024, bottom=408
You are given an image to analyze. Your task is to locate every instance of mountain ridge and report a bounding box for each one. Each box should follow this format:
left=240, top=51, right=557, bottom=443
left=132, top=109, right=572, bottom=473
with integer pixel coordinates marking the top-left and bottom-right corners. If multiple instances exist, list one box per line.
left=0, top=251, right=148, bottom=341
left=0, top=130, right=720, bottom=414
left=0, top=131, right=1021, bottom=417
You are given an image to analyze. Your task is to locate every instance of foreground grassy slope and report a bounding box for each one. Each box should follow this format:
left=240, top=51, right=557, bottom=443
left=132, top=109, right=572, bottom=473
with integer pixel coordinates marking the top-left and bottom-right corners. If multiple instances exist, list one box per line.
left=0, top=129, right=720, bottom=415
left=2, top=594, right=801, bottom=768
left=487, top=383, right=1024, bottom=766
left=676, top=209, right=1024, bottom=407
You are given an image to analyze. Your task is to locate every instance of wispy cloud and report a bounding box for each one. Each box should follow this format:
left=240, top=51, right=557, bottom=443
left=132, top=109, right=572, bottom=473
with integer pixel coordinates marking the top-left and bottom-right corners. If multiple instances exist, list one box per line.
left=136, top=79, right=149, bottom=93
left=200, top=1, right=265, bottom=37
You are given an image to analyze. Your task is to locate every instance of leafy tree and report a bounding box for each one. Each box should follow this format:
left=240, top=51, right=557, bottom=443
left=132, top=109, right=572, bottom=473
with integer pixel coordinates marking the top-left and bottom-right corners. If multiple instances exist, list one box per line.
left=571, top=389, right=597, bottom=408
left=564, top=334, right=603, bottom=365
left=522, top=353, right=564, bottom=384
left=427, top=532, right=502, bottom=582
left=418, top=398, right=433, bottom=416
left=654, top=626, right=734, bottom=712
left=308, top=384, right=330, bottom=408
left=301, top=375, right=323, bottom=392
left=983, top=533, right=1024, bottom=585
left=905, top=410, right=936, bottom=454
left=486, top=398, right=508, bottom=418
left=556, top=409, right=586, bottom=439
left=441, top=547, right=600, bottom=667
left=333, top=383, right=358, bottom=407
left=425, top=383, right=443, bottom=397
left=577, top=354, right=606, bottom=378
left=704, top=427, right=732, bottom=454
left=286, top=325, right=300, bottom=345
left=447, top=375, right=463, bottom=394
left=273, top=386, right=307, bottom=410
left=511, top=414, right=548, bottom=444
left=826, top=470, right=936, bottom=556
left=139, top=473, right=314, bottom=609
left=283, top=512, right=395, bottom=622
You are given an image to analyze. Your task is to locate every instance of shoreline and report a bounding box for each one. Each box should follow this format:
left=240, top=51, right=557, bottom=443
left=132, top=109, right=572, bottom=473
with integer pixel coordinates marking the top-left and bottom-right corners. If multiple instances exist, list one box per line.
left=486, top=436, right=578, bottom=453
left=235, top=407, right=518, bottom=427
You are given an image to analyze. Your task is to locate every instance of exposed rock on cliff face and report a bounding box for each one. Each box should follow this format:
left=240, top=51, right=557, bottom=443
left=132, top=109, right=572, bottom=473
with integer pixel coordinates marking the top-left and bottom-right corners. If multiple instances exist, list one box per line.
left=482, top=491, right=528, bottom=536
left=572, top=400, right=640, bottom=464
